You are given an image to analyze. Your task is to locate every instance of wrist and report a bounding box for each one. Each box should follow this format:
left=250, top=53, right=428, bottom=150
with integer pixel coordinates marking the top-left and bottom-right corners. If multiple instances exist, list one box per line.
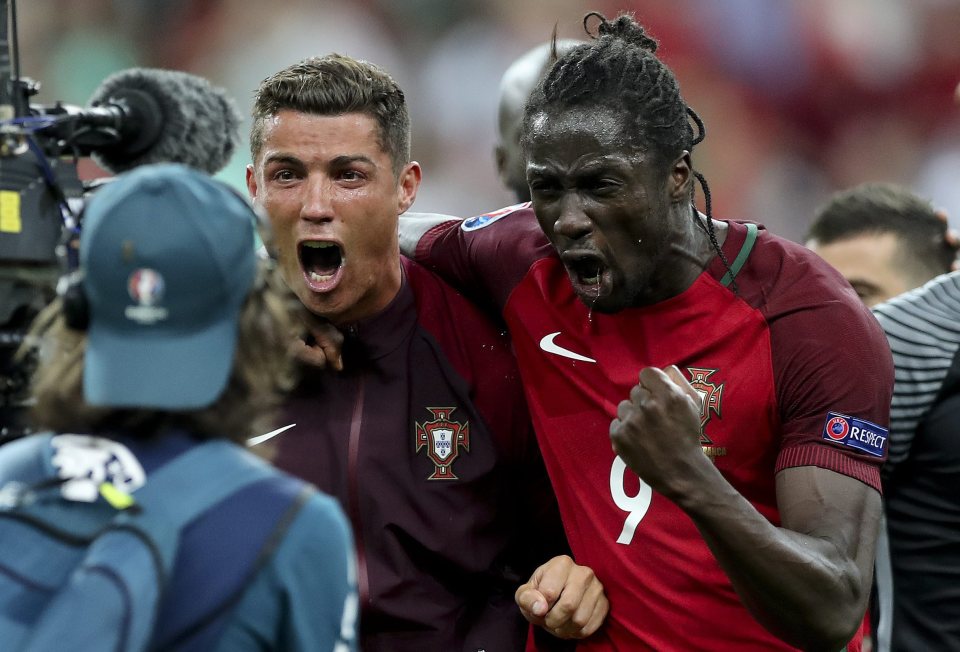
left=661, top=453, right=725, bottom=512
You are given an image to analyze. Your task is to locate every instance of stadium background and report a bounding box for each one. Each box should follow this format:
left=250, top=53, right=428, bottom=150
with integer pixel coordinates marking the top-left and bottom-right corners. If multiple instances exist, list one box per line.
left=19, top=0, right=960, bottom=243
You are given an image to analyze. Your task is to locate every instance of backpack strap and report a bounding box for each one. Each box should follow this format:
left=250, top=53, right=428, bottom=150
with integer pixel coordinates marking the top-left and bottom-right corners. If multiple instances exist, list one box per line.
left=127, top=440, right=275, bottom=527
left=152, top=478, right=316, bottom=652
left=719, top=222, right=758, bottom=288
left=18, top=439, right=280, bottom=652
left=115, top=440, right=278, bottom=585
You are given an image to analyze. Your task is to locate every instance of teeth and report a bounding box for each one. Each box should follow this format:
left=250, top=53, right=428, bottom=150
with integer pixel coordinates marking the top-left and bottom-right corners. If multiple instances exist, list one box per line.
left=309, top=271, right=335, bottom=282
left=303, top=241, right=337, bottom=249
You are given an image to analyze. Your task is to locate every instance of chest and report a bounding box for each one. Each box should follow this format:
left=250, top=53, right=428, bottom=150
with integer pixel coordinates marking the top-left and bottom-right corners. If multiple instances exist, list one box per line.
left=505, top=260, right=780, bottom=490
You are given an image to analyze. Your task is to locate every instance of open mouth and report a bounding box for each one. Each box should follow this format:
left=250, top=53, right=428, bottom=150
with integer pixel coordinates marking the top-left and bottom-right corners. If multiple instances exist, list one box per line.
left=561, top=251, right=611, bottom=300
left=299, top=240, right=343, bottom=291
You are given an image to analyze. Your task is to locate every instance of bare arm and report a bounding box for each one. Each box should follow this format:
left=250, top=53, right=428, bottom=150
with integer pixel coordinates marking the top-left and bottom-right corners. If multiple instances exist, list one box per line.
left=610, top=366, right=880, bottom=651
left=677, top=464, right=878, bottom=650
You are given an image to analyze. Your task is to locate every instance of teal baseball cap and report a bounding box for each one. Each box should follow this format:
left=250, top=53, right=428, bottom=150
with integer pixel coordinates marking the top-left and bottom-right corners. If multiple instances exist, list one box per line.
left=80, top=163, right=257, bottom=409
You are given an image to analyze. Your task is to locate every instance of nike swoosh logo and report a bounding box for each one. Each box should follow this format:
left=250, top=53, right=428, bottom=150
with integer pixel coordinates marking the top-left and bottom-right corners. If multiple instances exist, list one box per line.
left=247, top=423, right=296, bottom=447
left=539, top=332, right=596, bottom=363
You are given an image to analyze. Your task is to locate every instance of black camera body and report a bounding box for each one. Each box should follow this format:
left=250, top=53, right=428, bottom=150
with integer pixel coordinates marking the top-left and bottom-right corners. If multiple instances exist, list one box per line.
left=0, top=122, right=90, bottom=443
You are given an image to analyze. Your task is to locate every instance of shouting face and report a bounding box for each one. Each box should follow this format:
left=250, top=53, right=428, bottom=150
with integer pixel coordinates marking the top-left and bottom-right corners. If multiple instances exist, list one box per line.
left=524, top=105, right=701, bottom=312
left=247, top=110, right=420, bottom=325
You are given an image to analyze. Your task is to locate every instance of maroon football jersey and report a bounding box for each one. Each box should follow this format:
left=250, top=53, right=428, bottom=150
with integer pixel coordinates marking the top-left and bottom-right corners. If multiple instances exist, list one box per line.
left=273, top=256, right=569, bottom=652
left=414, top=206, right=892, bottom=651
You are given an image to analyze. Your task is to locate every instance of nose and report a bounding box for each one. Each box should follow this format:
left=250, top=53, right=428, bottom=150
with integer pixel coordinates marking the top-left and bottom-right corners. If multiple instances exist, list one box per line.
left=552, top=195, right=592, bottom=241
left=300, top=174, right=335, bottom=223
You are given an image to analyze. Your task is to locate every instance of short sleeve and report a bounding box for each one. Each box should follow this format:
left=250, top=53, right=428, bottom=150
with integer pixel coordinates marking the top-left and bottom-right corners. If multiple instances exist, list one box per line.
left=408, top=204, right=553, bottom=313
left=764, top=259, right=894, bottom=491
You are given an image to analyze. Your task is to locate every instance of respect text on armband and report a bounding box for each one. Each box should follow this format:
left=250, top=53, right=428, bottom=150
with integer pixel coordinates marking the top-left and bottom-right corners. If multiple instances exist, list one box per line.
left=822, top=412, right=888, bottom=458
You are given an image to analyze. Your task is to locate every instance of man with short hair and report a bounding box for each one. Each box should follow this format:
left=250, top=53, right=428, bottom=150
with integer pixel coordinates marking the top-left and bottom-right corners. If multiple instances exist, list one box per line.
left=246, top=55, right=596, bottom=651
left=403, top=12, right=893, bottom=651
left=872, top=270, right=960, bottom=651
left=805, top=182, right=958, bottom=306
left=804, top=182, right=958, bottom=651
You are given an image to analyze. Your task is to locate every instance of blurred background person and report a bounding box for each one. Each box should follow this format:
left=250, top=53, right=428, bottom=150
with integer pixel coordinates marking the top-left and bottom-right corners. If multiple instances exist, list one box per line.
left=873, top=266, right=960, bottom=652
left=865, top=80, right=960, bottom=652
left=12, top=0, right=960, bottom=241
left=494, top=38, right=584, bottom=202
left=804, top=182, right=959, bottom=651
left=806, top=182, right=959, bottom=306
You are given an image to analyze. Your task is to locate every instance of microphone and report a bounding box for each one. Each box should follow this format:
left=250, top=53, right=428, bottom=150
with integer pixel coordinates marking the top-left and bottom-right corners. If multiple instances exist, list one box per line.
left=84, top=68, right=241, bottom=176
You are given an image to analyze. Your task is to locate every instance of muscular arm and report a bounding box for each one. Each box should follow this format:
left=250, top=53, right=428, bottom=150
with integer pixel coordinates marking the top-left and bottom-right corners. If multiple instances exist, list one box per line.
left=611, top=366, right=880, bottom=651
left=677, top=463, right=879, bottom=650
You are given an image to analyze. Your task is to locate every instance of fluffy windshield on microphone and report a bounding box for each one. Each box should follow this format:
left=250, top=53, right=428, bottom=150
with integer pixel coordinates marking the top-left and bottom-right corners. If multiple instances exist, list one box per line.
left=88, top=68, right=241, bottom=176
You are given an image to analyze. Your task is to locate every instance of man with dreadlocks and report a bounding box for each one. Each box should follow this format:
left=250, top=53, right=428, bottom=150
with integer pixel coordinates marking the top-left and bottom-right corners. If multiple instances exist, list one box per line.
left=400, top=11, right=893, bottom=651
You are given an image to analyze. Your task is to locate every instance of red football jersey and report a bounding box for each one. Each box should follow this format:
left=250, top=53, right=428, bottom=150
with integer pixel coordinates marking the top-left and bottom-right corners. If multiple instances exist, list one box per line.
left=414, top=207, right=892, bottom=651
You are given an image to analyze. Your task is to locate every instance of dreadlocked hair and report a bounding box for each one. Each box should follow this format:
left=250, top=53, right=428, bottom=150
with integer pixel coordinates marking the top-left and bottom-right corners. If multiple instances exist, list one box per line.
left=687, top=105, right=736, bottom=292
left=523, top=11, right=736, bottom=290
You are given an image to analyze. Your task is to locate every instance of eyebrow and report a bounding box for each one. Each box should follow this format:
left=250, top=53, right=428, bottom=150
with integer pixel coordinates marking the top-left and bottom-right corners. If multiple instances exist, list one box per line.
left=527, top=156, right=628, bottom=175
left=262, top=153, right=303, bottom=167
left=330, top=154, right=376, bottom=168
left=261, top=153, right=377, bottom=168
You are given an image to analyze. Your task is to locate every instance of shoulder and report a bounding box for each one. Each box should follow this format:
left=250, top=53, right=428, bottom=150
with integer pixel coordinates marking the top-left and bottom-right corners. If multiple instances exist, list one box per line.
left=873, top=271, right=960, bottom=347
left=459, top=202, right=537, bottom=233
left=727, top=221, right=883, bottom=339
left=274, top=489, right=353, bottom=559
left=459, top=203, right=549, bottom=254
left=0, top=433, right=54, bottom=483
left=729, top=221, right=859, bottom=309
left=261, top=490, right=355, bottom=611
left=291, top=490, right=351, bottom=534
left=241, top=488, right=353, bottom=594
left=213, top=489, right=357, bottom=652
left=402, top=255, right=504, bottom=332
left=418, top=202, right=549, bottom=260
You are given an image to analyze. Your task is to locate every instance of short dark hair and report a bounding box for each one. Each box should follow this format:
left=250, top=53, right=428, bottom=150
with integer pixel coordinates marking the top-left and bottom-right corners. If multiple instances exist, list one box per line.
left=807, top=182, right=956, bottom=280
left=250, top=54, right=410, bottom=174
left=521, top=12, right=694, bottom=169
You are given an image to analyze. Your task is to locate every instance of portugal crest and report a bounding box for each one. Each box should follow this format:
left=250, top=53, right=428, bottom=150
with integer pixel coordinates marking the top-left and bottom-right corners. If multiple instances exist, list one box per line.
left=415, top=407, right=470, bottom=480
left=686, top=367, right=726, bottom=458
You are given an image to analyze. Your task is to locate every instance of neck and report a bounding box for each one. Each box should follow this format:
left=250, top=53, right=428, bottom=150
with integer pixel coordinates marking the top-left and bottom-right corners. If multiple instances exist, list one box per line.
left=330, top=254, right=404, bottom=328
left=654, top=209, right=718, bottom=297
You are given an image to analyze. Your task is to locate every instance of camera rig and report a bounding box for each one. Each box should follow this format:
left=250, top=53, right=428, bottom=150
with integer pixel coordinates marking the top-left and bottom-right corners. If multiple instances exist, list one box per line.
left=0, top=0, right=127, bottom=442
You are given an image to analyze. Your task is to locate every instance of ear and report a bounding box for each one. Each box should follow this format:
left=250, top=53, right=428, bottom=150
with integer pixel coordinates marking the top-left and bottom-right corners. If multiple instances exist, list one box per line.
left=245, top=164, right=259, bottom=202
left=668, top=150, right=693, bottom=204
left=494, top=143, right=507, bottom=182
left=397, top=161, right=422, bottom=214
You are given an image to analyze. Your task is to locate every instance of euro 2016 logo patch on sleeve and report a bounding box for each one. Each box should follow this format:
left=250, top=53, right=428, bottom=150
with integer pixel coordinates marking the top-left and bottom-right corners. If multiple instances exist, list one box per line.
left=460, top=202, right=529, bottom=232
left=822, top=412, right=888, bottom=458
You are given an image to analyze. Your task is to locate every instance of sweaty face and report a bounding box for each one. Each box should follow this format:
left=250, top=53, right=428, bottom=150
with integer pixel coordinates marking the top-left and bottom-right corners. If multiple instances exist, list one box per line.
left=525, top=107, right=685, bottom=312
left=247, top=111, right=419, bottom=325
left=806, top=232, right=914, bottom=307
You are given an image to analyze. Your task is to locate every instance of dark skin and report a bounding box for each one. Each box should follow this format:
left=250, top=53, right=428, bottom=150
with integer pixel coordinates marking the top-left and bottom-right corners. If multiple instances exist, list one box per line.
left=525, top=108, right=719, bottom=311
left=522, top=105, right=880, bottom=650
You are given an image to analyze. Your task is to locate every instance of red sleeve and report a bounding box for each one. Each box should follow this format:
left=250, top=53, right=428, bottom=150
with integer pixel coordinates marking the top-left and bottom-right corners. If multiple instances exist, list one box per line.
left=415, top=204, right=554, bottom=314
left=722, top=225, right=894, bottom=491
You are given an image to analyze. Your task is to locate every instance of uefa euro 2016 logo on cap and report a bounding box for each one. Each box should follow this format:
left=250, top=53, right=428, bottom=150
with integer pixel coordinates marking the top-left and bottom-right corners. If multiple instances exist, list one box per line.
left=124, top=268, right=168, bottom=324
